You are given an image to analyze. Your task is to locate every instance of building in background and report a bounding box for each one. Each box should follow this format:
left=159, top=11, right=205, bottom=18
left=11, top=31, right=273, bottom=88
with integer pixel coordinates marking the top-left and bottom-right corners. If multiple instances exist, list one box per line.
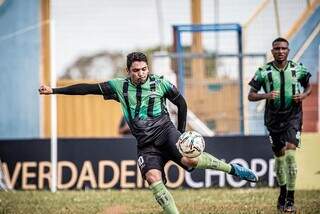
left=0, top=0, right=318, bottom=138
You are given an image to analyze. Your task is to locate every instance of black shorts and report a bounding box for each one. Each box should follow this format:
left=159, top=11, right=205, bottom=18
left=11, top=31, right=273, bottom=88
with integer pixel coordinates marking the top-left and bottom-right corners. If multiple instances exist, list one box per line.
left=137, top=127, right=193, bottom=184
left=269, top=126, right=301, bottom=153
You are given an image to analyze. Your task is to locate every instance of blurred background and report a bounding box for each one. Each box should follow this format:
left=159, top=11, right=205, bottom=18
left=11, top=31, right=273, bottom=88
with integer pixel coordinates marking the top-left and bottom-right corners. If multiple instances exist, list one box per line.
left=0, top=0, right=318, bottom=138
left=0, top=0, right=319, bottom=191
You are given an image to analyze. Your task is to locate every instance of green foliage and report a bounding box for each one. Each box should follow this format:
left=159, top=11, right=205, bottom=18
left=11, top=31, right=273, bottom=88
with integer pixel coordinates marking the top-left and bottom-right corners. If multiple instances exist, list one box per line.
left=1, top=188, right=319, bottom=214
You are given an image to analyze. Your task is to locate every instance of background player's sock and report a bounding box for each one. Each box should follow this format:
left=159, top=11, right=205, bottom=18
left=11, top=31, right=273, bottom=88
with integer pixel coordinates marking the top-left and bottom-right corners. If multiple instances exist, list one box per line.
left=287, top=190, right=295, bottom=202
left=196, top=152, right=231, bottom=173
left=277, top=184, right=287, bottom=210
left=275, top=155, right=287, bottom=186
left=150, top=181, right=179, bottom=214
left=285, top=150, right=297, bottom=193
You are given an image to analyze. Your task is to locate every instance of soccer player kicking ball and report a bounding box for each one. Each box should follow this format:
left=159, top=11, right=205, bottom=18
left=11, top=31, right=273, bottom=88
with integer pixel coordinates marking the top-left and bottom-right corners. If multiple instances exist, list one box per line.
left=39, top=52, right=258, bottom=214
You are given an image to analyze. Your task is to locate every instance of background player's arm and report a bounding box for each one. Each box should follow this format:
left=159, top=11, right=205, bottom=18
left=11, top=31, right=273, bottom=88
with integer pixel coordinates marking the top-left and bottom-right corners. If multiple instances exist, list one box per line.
left=292, top=82, right=312, bottom=103
left=248, top=88, right=279, bottom=102
left=292, top=64, right=312, bottom=103
left=38, top=83, right=105, bottom=95
left=248, top=69, right=278, bottom=102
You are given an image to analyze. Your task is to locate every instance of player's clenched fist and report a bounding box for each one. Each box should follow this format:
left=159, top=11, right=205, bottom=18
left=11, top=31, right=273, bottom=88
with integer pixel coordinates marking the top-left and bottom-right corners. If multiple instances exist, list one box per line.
left=266, top=90, right=279, bottom=100
left=38, top=85, right=53, bottom=95
left=293, top=93, right=307, bottom=103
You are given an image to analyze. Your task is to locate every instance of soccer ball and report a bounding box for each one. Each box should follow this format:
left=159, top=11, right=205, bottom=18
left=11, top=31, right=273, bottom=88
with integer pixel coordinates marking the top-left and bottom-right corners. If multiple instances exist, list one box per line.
left=176, top=131, right=205, bottom=158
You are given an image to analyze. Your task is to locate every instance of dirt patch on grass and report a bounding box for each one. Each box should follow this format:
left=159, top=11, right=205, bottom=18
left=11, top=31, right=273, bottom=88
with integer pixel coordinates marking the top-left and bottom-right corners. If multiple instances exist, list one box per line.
left=102, top=205, right=128, bottom=214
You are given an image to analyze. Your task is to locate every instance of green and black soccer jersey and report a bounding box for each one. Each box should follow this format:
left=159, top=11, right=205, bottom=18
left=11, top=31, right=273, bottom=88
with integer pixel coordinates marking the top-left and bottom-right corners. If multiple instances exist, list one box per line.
left=100, top=74, right=181, bottom=146
left=249, top=60, right=311, bottom=132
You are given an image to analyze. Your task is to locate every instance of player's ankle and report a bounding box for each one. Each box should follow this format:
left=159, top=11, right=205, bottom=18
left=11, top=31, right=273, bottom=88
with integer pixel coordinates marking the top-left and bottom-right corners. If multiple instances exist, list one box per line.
left=279, top=184, right=287, bottom=196
left=229, top=164, right=235, bottom=175
left=287, top=190, right=295, bottom=202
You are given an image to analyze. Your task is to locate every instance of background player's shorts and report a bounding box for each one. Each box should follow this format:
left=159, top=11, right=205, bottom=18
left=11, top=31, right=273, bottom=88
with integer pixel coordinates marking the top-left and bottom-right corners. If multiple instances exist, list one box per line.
left=269, top=126, right=301, bottom=153
left=137, top=127, right=193, bottom=184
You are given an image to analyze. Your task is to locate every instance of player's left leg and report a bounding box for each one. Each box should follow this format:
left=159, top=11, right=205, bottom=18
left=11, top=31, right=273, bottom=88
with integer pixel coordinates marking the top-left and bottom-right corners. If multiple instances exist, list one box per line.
left=181, top=153, right=258, bottom=182
left=283, top=127, right=300, bottom=213
left=284, top=144, right=297, bottom=213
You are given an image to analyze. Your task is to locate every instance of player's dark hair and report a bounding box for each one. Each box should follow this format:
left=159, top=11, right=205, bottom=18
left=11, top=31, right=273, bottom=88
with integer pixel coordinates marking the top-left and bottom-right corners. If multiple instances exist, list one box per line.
left=272, top=37, right=289, bottom=46
left=126, top=52, right=148, bottom=69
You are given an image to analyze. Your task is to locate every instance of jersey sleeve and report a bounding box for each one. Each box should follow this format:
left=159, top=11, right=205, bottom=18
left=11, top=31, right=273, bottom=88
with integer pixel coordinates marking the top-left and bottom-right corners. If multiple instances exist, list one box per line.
left=98, top=80, right=119, bottom=101
left=297, top=63, right=311, bottom=88
left=248, top=68, right=263, bottom=91
left=162, top=77, right=180, bottom=102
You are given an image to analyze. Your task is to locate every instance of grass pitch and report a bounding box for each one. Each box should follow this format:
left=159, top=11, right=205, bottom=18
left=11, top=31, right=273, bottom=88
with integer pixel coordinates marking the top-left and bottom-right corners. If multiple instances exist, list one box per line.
left=1, top=188, right=320, bottom=214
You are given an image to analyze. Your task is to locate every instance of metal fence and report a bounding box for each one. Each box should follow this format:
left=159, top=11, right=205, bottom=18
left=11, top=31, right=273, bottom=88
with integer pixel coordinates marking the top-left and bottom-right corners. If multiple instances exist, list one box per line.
left=152, top=52, right=267, bottom=136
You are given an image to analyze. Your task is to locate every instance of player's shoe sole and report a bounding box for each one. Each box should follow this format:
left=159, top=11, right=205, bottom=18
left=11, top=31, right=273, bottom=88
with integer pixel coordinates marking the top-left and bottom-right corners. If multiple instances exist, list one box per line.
left=284, top=200, right=296, bottom=213
left=231, top=163, right=258, bottom=182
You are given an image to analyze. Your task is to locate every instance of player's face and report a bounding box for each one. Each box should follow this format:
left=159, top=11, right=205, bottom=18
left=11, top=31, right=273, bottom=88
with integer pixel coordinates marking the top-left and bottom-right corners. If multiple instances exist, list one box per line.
left=127, top=61, right=149, bottom=85
left=271, top=41, right=289, bottom=63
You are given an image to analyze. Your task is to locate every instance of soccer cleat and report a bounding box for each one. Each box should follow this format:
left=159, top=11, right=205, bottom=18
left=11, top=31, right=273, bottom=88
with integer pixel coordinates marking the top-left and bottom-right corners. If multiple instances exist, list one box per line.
left=230, top=163, right=258, bottom=182
left=284, top=200, right=296, bottom=213
left=277, top=195, right=286, bottom=212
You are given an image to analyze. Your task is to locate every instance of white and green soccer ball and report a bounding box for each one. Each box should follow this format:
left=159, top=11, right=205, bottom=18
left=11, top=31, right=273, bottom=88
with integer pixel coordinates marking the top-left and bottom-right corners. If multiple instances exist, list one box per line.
left=176, top=131, right=205, bottom=158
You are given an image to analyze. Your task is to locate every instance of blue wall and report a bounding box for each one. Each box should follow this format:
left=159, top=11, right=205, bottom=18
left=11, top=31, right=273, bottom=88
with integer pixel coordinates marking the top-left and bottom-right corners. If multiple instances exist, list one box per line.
left=0, top=0, right=40, bottom=139
left=300, top=35, right=319, bottom=83
left=289, top=6, right=319, bottom=83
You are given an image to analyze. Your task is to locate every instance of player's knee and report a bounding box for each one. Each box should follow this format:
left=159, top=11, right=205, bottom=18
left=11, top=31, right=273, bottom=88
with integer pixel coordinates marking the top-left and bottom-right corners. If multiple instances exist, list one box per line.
left=274, top=148, right=286, bottom=157
left=181, top=156, right=198, bottom=168
left=286, top=159, right=297, bottom=177
left=285, top=150, right=297, bottom=176
left=275, top=163, right=285, bottom=175
left=145, top=169, right=162, bottom=184
left=287, top=165, right=297, bottom=177
left=286, top=143, right=296, bottom=150
left=285, top=149, right=296, bottom=163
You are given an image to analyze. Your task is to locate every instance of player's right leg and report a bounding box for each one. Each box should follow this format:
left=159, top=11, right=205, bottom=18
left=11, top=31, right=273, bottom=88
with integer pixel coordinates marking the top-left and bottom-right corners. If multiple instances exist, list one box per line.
left=274, top=153, right=287, bottom=211
left=270, top=132, right=287, bottom=211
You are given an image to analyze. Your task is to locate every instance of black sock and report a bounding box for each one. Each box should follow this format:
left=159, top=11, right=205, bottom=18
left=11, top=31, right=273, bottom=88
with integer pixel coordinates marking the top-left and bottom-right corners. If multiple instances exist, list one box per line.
left=280, top=184, right=287, bottom=198
left=287, top=190, right=295, bottom=202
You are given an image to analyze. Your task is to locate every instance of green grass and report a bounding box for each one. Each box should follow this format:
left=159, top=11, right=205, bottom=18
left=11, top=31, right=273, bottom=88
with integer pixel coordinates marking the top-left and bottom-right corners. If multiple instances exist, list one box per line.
left=1, top=188, right=320, bottom=214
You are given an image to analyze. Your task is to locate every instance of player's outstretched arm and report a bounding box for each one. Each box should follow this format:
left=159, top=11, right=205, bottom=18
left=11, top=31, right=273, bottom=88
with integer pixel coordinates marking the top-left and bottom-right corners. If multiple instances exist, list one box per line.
left=38, top=83, right=104, bottom=96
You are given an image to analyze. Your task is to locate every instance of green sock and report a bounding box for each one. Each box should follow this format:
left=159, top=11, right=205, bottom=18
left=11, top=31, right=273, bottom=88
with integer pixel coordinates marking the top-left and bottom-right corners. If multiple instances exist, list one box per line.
left=196, top=152, right=231, bottom=173
left=150, top=181, right=179, bottom=214
left=285, top=150, right=297, bottom=191
left=275, top=155, right=287, bottom=186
